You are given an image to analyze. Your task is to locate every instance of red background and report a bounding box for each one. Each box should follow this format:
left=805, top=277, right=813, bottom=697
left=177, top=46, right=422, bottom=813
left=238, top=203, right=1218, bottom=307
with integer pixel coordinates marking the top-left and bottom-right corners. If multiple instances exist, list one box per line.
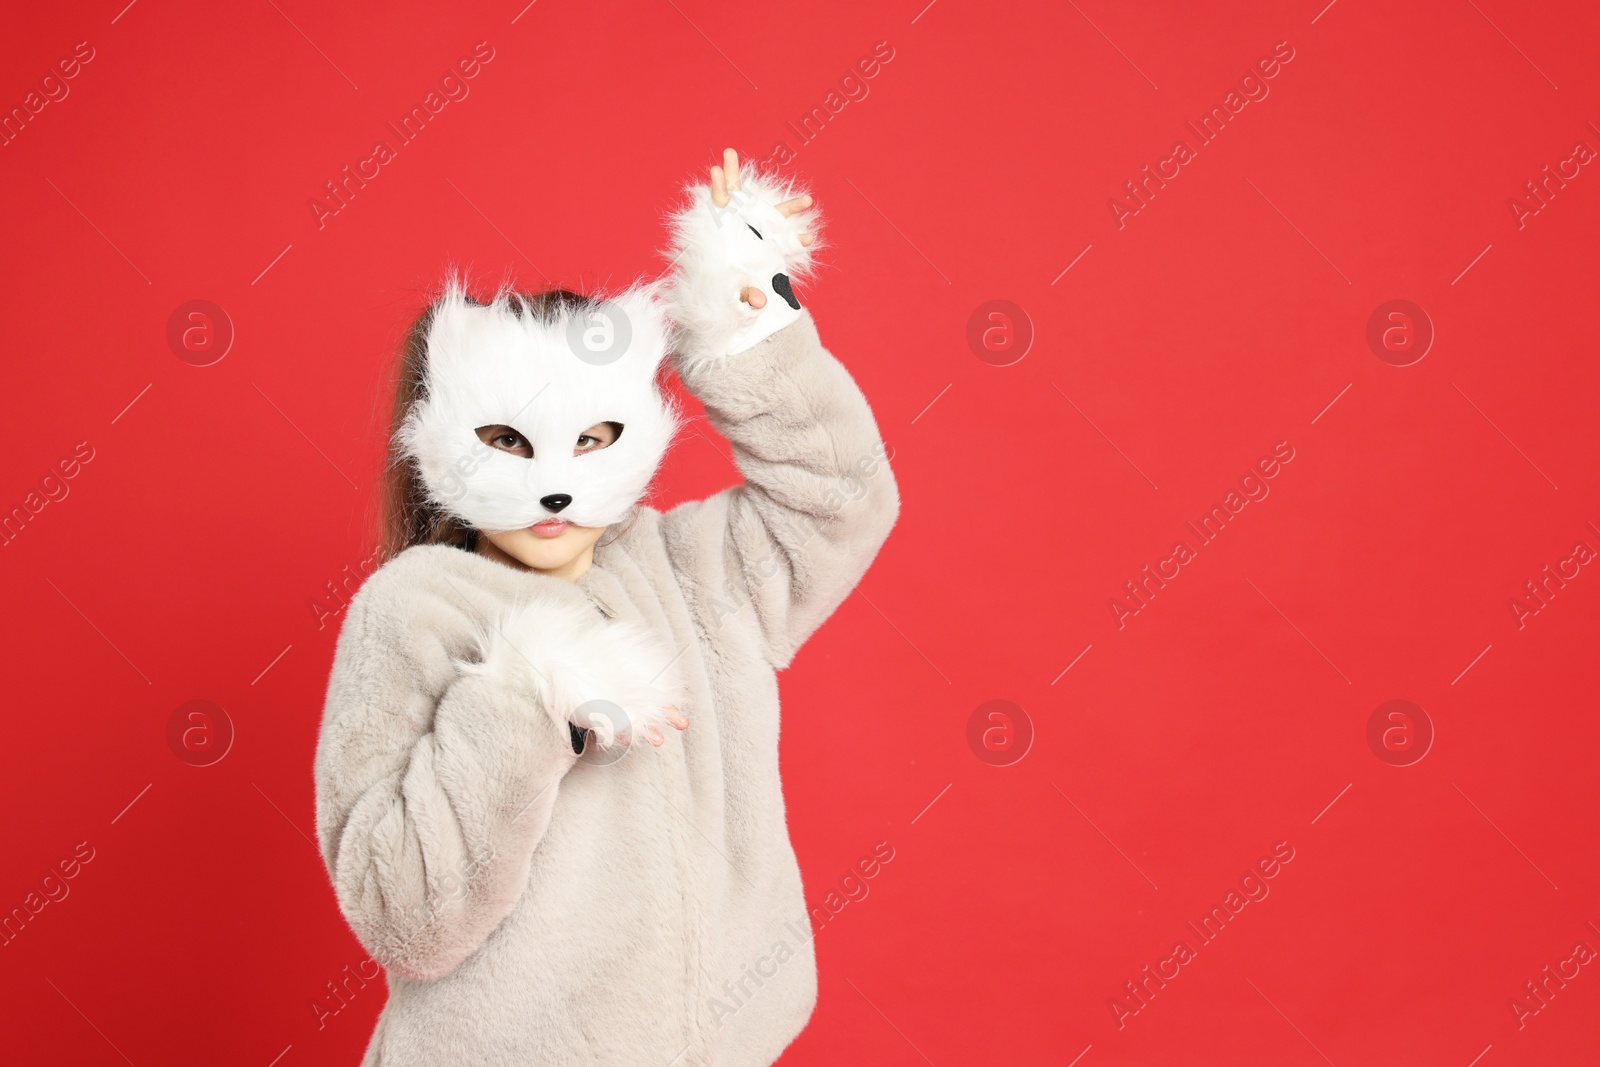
left=3, top=0, right=1598, bottom=1063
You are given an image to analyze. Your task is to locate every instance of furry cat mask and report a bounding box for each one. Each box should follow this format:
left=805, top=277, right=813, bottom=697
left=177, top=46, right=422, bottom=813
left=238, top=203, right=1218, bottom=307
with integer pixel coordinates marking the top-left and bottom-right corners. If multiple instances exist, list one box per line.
left=394, top=278, right=682, bottom=532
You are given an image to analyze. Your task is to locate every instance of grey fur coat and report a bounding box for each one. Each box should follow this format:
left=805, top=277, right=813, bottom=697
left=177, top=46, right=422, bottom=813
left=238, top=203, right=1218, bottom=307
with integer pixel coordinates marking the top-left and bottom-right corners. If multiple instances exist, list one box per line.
left=313, top=308, right=900, bottom=1065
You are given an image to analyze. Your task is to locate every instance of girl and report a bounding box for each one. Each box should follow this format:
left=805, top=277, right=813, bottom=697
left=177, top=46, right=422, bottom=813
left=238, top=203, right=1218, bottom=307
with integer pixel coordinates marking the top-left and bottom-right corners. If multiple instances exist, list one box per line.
left=313, top=148, right=901, bottom=1065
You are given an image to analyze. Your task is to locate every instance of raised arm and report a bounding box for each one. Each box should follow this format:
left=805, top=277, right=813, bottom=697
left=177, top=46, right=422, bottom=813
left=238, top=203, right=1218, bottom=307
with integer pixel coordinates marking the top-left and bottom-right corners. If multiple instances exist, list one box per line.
left=658, top=149, right=901, bottom=670
left=312, top=550, right=600, bottom=980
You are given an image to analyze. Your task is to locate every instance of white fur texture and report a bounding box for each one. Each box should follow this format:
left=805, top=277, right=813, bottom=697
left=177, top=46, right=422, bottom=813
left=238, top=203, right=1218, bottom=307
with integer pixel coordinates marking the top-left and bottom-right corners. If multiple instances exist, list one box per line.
left=394, top=276, right=683, bottom=532
left=660, top=162, right=824, bottom=364
left=458, top=590, right=687, bottom=749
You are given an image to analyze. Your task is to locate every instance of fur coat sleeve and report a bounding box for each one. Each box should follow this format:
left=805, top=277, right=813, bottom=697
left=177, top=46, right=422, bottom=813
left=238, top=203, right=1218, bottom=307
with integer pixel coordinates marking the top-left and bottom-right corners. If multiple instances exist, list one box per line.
left=312, top=555, right=598, bottom=980
left=660, top=309, right=900, bottom=671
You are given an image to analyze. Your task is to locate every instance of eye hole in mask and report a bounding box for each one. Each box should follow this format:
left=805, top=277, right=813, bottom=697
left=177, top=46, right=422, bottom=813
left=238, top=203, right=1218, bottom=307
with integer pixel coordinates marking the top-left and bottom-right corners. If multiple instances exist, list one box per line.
left=575, top=421, right=624, bottom=455
left=474, top=421, right=624, bottom=459
left=475, top=424, right=534, bottom=458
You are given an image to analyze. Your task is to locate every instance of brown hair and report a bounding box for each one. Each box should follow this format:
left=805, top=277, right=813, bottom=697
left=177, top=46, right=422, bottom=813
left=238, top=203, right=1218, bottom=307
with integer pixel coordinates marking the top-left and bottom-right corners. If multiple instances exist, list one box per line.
left=374, top=285, right=646, bottom=565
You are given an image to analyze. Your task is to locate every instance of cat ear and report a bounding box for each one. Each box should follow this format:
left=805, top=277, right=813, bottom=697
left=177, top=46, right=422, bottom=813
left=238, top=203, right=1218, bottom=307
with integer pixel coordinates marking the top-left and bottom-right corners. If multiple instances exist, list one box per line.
left=422, top=274, right=504, bottom=370
left=602, top=279, right=674, bottom=375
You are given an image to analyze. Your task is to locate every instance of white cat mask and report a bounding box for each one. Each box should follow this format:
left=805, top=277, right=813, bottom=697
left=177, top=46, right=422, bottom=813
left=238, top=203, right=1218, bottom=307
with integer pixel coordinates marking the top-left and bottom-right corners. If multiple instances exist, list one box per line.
left=394, top=278, right=683, bottom=532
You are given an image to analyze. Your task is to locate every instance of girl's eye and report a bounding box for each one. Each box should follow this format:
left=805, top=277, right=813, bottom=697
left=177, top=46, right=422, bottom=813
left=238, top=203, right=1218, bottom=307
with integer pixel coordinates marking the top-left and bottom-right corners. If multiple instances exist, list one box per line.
left=474, top=424, right=533, bottom=458
left=573, top=422, right=621, bottom=455
left=747, top=223, right=764, bottom=240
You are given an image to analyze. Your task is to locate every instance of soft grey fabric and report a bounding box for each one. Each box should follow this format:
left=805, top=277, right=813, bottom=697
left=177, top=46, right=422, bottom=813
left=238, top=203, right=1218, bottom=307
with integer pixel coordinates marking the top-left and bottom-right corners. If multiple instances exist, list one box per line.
left=314, top=309, right=899, bottom=1065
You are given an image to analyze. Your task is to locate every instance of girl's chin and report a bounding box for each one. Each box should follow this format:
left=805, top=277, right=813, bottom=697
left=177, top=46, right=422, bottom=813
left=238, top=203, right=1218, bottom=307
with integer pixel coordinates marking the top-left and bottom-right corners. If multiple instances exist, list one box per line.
left=504, top=542, right=584, bottom=570
left=515, top=533, right=577, bottom=555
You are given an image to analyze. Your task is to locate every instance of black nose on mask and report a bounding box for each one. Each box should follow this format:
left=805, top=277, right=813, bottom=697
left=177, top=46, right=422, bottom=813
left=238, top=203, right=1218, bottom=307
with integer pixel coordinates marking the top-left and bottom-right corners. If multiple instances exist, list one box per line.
left=540, top=494, right=572, bottom=513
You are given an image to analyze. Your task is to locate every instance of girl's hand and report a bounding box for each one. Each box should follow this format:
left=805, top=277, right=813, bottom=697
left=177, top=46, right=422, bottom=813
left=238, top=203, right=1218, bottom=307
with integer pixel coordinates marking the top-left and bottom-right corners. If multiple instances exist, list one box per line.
left=635, top=705, right=690, bottom=748
left=662, top=146, right=826, bottom=362
left=569, top=696, right=689, bottom=750
left=467, top=594, right=692, bottom=753
left=708, top=147, right=816, bottom=312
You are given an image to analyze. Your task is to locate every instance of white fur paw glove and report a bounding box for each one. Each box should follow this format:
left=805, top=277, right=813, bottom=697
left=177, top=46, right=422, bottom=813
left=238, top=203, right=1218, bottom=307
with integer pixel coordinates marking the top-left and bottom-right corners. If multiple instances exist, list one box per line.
left=661, top=152, right=823, bottom=364
left=459, top=589, right=689, bottom=751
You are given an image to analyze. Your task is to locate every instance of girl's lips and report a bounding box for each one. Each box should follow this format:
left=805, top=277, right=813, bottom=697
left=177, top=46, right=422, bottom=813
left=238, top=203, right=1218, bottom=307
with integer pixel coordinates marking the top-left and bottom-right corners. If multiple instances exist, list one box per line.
left=529, top=519, right=570, bottom=538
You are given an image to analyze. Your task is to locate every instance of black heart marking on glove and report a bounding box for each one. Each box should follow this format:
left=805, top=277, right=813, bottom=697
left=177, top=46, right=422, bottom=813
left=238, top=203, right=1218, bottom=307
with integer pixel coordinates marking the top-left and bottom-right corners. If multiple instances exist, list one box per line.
left=747, top=223, right=764, bottom=240
left=772, top=273, right=800, bottom=310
